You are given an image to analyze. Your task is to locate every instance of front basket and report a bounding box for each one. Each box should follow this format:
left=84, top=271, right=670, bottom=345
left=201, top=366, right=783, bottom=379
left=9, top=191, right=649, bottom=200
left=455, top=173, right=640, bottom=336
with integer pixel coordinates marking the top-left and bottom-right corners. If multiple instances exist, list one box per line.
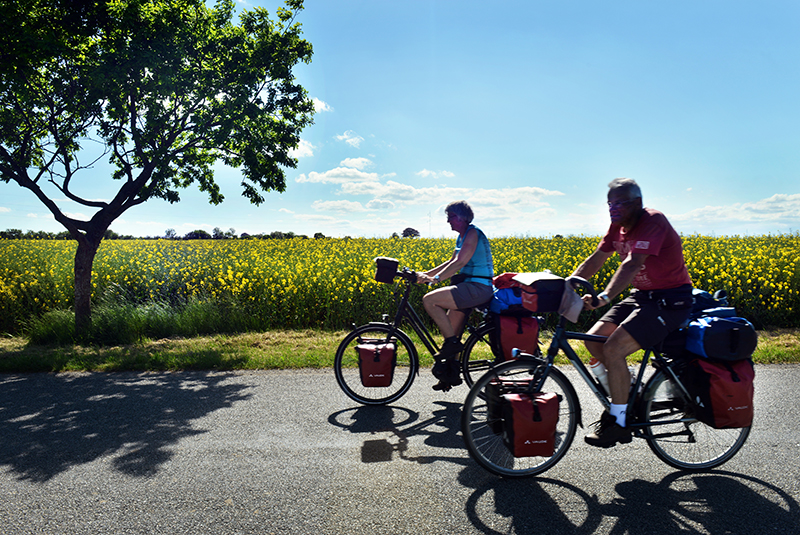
left=374, top=257, right=400, bottom=284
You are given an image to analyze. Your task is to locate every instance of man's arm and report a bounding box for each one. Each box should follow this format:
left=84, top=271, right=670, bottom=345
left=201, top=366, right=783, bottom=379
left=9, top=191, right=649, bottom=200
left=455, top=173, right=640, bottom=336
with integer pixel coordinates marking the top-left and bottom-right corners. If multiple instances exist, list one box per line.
left=572, top=248, right=613, bottom=280
left=583, top=252, right=648, bottom=309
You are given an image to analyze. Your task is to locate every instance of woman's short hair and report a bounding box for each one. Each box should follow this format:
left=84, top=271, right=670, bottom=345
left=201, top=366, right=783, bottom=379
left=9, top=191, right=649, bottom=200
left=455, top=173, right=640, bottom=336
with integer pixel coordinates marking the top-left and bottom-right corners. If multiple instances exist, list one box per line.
left=445, top=200, right=474, bottom=224
left=608, top=178, right=642, bottom=201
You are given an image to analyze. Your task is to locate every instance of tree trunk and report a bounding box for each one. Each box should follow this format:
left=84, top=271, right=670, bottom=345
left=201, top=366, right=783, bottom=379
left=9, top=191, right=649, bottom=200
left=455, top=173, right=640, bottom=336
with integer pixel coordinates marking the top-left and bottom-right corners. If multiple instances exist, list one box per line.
left=73, top=238, right=101, bottom=338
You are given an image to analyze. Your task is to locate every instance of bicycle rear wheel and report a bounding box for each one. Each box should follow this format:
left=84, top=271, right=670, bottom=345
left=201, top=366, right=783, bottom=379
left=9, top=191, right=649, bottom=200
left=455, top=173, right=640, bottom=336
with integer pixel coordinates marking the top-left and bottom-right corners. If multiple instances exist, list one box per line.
left=461, top=359, right=579, bottom=478
left=639, top=369, right=750, bottom=471
left=460, top=322, right=498, bottom=387
left=334, top=324, right=419, bottom=405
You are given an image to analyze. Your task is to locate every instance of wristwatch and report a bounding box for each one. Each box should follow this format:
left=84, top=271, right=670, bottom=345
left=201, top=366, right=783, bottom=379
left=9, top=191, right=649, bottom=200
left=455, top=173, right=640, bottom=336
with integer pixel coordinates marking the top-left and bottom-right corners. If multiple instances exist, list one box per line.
left=433, top=275, right=440, bottom=283
left=598, top=291, right=610, bottom=304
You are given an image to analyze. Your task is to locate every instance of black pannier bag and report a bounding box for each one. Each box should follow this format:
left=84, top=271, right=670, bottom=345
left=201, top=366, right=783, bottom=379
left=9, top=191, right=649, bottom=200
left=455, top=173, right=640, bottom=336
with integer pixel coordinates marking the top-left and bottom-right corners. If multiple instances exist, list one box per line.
left=511, top=272, right=566, bottom=314
left=681, top=358, right=755, bottom=428
left=685, top=316, right=758, bottom=361
left=501, top=392, right=560, bottom=457
left=356, top=339, right=397, bottom=387
left=374, top=257, right=399, bottom=284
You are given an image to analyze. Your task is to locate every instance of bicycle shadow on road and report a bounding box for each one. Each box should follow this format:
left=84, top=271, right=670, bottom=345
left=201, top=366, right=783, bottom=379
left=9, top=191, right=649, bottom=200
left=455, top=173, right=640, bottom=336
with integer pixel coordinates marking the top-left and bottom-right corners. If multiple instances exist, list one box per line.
left=328, top=401, right=468, bottom=466
left=0, top=372, right=251, bottom=483
left=457, top=467, right=799, bottom=535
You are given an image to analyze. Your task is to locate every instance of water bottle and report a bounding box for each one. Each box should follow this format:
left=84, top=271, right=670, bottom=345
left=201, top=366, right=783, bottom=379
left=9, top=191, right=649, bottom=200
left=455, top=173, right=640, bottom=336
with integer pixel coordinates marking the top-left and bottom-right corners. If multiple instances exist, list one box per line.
left=589, top=357, right=609, bottom=393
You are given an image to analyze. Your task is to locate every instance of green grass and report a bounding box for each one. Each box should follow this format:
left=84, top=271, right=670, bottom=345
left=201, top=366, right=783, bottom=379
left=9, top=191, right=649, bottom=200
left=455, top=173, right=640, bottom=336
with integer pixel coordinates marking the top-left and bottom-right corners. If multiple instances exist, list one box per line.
left=1, top=328, right=797, bottom=373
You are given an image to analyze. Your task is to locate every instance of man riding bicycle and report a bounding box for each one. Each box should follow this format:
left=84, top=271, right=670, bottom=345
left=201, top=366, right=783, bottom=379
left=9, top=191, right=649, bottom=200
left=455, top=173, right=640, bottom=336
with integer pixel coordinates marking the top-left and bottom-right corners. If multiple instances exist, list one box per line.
left=572, top=178, right=693, bottom=448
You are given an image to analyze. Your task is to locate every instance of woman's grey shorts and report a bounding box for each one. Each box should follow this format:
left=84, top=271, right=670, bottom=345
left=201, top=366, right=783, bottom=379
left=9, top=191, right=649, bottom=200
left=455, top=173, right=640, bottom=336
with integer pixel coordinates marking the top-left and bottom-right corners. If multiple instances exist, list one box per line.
left=451, top=282, right=494, bottom=310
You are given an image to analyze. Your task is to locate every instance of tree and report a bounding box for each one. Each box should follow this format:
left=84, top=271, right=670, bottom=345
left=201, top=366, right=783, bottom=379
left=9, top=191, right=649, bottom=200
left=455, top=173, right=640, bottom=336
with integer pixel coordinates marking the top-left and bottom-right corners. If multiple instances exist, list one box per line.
left=164, top=228, right=177, bottom=240
left=402, top=227, right=421, bottom=238
left=0, top=0, right=314, bottom=335
left=184, top=229, right=212, bottom=240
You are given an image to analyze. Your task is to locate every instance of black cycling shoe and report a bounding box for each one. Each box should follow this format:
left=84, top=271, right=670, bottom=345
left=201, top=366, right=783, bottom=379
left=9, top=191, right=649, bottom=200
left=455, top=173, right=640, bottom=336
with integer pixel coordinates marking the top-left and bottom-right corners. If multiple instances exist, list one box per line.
left=432, top=359, right=462, bottom=391
left=585, top=411, right=632, bottom=448
left=432, top=340, right=463, bottom=361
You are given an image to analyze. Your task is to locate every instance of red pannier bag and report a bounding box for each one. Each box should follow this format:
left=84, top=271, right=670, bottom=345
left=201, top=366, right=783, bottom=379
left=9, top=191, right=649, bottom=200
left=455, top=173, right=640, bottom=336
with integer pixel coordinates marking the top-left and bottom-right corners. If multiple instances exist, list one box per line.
left=501, top=392, right=560, bottom=457
left=492, top=313, right=540, bottom=361
left=486, top=379, right=532, bottom=434
left=356, top=339, right=397, bottom=387
left=683, top=358, right=755, bottom=428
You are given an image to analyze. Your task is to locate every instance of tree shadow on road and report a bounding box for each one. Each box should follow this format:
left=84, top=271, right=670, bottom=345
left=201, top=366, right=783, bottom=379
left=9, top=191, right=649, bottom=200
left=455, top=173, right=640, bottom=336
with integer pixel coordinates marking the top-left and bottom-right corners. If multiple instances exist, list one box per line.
left=0, top=372, right=251, bottom=482
left=457, top=467, right=800, bottom=534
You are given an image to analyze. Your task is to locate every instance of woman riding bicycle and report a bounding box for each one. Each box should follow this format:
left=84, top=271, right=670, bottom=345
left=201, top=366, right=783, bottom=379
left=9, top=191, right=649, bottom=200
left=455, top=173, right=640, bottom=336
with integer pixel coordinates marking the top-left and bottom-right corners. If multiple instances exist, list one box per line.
left=416, top=200, right=494, bottom=390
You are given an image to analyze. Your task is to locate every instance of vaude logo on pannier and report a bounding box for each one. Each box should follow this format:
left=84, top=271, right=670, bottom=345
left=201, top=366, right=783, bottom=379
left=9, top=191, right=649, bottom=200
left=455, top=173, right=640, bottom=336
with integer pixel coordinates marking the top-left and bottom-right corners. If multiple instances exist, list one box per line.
left=728, top=405, right=749, bottom=411
left=524, top=439, right=548, bottom=445
left=369, top=373, right=386, bottom=378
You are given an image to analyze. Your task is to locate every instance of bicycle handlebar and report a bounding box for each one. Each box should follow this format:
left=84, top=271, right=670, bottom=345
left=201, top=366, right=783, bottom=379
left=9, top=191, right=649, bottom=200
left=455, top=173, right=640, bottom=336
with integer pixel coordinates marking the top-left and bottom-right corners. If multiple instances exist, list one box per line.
left=397, top=267, right=418, bottom=283
left=565, top=275, right=600, bottom=308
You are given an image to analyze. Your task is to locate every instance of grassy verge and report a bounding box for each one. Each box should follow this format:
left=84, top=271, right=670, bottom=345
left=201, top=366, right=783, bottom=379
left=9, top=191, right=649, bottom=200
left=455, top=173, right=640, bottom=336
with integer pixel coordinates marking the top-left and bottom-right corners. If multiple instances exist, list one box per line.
left=1, top=328, right=798, bottom=373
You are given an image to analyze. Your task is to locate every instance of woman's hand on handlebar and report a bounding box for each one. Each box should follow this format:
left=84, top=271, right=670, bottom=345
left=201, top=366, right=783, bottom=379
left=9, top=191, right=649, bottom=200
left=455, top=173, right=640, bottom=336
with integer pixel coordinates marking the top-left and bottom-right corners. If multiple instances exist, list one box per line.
left=415, top=272, right=434, bottom=285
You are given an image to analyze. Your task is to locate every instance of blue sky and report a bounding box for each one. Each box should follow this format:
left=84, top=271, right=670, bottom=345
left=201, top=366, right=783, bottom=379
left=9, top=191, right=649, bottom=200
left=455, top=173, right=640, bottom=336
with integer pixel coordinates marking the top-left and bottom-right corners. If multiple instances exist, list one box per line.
left=2, top=0, right=799, bottom=238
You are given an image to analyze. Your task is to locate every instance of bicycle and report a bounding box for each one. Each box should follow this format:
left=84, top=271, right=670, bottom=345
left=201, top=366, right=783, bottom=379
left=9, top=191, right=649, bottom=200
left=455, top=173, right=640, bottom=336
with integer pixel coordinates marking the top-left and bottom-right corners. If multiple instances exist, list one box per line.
left=333, top=261, right=518, bottom=405
left=461, top=276, right=751, bottom=478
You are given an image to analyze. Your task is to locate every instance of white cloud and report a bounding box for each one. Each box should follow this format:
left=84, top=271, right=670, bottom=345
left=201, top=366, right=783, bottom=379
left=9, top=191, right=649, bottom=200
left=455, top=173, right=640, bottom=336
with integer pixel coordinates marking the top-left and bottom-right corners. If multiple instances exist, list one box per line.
left=672, top=193, right=800, bottom=226
left=366, top=199, right=395, bottom=210
left=341, top=157, right=372, bottom=170
left=312, top=200, right=365, bottom=213
left=312, top=97, right=333, bottom=113
left=279, top=208, right=295, bottom=214
left=296, top=167, right=379, bottom=184
left=27, top=213, right=38, bottom=218
left=0, top=207, right=9, bottom=213
left=289, top=139, right=315, bottom=158
left=335, top=130, right=364, bottom=148
left=416, top=169, right=455, bottom=179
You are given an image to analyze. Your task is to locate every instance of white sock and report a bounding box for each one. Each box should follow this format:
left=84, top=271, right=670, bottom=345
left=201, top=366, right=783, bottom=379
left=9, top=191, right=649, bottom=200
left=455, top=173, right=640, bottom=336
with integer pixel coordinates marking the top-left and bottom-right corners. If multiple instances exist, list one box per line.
left=609, top=403, right=627, bottom=428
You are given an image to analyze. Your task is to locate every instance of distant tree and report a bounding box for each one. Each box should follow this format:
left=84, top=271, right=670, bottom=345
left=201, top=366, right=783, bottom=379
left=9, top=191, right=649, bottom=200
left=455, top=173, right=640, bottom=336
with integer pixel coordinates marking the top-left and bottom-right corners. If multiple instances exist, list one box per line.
left=402, top=227, right=420, bottom=238
left=391, top=232, right=399, bottom=239
left=225, top=228, right=237, bottom=239
left=184, top=229, right=212, bottom=240
left=212, top=227, right=225, bottom=240
left=164, top=228, right=177, bottom=240
left=0, top=229, right=23, bottom=240
left=0, top=0, right=314, bottom=335
left=314, top=232, right=325, bottom=239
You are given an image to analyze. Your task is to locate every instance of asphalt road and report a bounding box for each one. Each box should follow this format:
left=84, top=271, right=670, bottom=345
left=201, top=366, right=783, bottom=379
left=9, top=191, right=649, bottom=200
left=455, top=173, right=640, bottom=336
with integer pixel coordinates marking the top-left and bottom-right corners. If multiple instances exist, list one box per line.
left=1, top=365, right=798, bottom=535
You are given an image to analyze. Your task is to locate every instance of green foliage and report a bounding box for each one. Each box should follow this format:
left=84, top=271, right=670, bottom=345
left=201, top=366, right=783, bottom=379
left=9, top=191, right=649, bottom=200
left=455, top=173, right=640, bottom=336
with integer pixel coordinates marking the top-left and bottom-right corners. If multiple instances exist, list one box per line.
left=0, top=0, right=314, bottom=332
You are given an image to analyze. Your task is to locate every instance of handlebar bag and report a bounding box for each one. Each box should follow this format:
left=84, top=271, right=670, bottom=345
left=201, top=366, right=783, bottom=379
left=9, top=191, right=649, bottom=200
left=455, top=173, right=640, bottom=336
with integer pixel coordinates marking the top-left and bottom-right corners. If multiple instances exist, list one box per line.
left=685, top=316, right=757, bottom=361
left=501, top=391, right=559, bottom=457
left=681, top=358, right=754, bottom=428
left=490, top=311, right=540, bottom=362
left=356, top=339, right=397, bottom=387
left=374, top=257, right=400, bottom=284
left=511, top=272, right=566, bottom=313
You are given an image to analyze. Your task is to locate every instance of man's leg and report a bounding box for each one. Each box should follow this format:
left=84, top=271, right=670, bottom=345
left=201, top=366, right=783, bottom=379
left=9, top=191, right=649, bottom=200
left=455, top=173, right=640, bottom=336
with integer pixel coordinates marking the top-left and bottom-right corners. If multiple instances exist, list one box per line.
left=584, top=322, right=639, bottom=447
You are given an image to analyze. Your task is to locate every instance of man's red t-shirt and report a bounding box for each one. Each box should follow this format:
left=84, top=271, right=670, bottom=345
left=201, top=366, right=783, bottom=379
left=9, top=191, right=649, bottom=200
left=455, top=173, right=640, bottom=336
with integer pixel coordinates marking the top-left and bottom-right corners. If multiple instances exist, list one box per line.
left=598, top=208, right=692, bottom=291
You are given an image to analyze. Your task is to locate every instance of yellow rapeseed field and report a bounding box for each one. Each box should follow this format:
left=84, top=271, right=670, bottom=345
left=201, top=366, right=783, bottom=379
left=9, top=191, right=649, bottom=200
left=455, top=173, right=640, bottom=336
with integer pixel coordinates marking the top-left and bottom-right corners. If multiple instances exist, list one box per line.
left=1, top=234, right=798, bottom=333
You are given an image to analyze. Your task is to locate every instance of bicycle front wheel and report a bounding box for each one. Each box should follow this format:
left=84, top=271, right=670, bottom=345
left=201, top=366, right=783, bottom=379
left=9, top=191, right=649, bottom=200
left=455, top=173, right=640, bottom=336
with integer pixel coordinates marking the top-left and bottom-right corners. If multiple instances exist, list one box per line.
left=461, top=359, right=579, bottom=478
left=461, top=322, right=498, bottom=387
left=334, top=324, right=419, bottom=405
left=639, top=369, right=750, bottom=471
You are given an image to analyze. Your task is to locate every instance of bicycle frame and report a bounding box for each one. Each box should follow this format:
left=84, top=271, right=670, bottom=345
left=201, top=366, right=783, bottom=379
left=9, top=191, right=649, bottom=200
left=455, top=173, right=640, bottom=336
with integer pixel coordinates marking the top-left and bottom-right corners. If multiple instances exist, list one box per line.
left=532, top=314, right=697, bottom=434
left=382, top=273, right=441, bottom=357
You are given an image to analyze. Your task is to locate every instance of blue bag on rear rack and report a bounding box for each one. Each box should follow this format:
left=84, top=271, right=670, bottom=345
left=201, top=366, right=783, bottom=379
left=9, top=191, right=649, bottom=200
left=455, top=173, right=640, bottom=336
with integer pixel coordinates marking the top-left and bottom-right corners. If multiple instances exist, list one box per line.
left=685, top=316, right=757, bottom=361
